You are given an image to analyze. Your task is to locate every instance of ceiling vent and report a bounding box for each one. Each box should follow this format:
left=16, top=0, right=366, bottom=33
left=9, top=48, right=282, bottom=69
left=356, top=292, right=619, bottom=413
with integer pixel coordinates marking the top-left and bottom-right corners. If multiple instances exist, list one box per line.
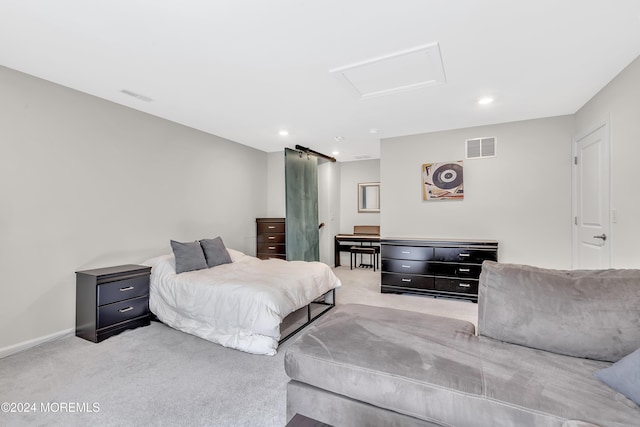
left=466, top=137, right=497, bottom=159
left=330, top=42, right=446, bottom=100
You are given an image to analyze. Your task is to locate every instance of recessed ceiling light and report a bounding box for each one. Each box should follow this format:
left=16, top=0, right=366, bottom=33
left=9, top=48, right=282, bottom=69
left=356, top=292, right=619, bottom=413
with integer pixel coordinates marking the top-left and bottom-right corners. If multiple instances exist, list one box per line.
left=332, top=151, right=340, bottom=156
left=279, top=130, right=289, bottom=136
left=334, top=136, right=344, bottom=142
left=478, top=97, right=494, bottom=105
left=369, top=128, right=379, bottom=134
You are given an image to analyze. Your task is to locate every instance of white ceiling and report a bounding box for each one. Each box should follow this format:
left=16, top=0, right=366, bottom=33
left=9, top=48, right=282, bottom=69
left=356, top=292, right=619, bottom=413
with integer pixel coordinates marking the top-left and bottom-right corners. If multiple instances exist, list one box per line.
left=2, top=1, right=639, bottom=161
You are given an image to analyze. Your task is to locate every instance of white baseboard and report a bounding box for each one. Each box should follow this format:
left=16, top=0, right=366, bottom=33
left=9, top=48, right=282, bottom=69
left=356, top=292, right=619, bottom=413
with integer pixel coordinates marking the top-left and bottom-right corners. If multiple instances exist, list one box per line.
left=0, top=328, right=75, bottom=359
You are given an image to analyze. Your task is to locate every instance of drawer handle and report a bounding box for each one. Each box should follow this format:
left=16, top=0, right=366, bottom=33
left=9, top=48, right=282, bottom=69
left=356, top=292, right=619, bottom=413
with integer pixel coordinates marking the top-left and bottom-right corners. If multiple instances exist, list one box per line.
left=119, top=306, right=134, bottom=313
left=268, top=246, right=276, bottom=250
left=458, top=253, right=471, bottom=257
left=401, top=251, right=411, bottom=254
left=120, top=286, right=134, bottom=292
left=459, top=268, right=470, bottom=273
left=401, top=265, right=411, bottom=268
left=268, top=226, right=276, bottom=229
left=268, top=236, right=276, bottom=239
left=458, top=283, right=471, bottom=288
left=401, top=278, right=412, bottom=282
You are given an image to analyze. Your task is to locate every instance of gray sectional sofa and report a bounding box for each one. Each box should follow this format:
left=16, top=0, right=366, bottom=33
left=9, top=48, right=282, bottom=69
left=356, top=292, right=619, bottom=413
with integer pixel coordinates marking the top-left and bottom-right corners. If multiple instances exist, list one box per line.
left=284, top=262, right=640, bottom=426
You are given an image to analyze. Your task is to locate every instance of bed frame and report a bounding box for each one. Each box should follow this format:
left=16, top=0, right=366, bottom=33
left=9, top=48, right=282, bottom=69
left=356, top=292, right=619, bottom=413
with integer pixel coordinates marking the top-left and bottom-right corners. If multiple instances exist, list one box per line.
left=279, top=288, right=336, bottom=344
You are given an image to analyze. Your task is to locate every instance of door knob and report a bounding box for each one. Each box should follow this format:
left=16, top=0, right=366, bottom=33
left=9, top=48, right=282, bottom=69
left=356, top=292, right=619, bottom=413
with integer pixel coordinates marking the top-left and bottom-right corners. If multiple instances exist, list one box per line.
left=593, top=234, right=607, bottom=241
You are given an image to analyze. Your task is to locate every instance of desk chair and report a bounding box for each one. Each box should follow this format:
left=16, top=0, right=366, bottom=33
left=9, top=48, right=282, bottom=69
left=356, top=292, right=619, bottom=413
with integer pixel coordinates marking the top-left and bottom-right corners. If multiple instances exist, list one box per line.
left=350, top=225, right=380, bottom=271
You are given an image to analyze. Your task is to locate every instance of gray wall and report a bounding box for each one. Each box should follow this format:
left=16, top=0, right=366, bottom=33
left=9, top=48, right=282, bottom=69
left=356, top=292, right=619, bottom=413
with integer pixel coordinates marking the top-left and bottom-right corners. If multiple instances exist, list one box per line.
left=573, top=56, right=640, bottom=268
left=380, top=116, right=574, bottom=268
left=0, top=66, right=267, bottom=351
left=266, top=151, right=286, bottom=217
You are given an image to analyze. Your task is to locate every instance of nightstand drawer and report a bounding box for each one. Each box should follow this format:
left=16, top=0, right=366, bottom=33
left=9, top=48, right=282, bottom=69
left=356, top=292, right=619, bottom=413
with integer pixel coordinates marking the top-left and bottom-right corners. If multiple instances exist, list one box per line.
left=97, top=296, right=149, bottom=329
left=97, top=275, right=149, bottom=306
left=435, top=278, right=479, bottom=294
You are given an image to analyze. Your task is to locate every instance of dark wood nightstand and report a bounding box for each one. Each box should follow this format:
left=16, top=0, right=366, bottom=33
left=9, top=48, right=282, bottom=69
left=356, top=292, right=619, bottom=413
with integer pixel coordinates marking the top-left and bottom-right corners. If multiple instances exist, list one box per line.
left=76, top=264, right=152, bottom=343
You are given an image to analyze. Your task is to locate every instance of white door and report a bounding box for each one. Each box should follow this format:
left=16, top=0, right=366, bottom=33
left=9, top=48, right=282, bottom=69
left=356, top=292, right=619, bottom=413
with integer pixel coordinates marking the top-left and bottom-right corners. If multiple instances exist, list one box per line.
left=573, top=123, right=610, bottom=269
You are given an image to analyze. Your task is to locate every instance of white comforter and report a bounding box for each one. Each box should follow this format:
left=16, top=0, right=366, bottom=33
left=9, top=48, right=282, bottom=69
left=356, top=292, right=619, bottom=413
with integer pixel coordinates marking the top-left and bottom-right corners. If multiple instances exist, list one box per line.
left=143, top=249, right=341, bottom=355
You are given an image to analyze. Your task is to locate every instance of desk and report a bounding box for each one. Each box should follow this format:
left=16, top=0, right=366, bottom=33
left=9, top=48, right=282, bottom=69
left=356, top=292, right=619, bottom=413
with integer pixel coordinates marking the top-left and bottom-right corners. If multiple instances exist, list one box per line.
left=334, top=234, right=380, bottom=267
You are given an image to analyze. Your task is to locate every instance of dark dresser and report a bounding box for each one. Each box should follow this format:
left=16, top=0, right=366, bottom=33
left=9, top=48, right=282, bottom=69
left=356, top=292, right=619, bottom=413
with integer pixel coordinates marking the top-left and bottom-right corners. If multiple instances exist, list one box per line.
left=381, top=238, right=498, bottom=302
left=76, top=264, right=151, bottom=343
left=256, top=218, right=287, bottom=260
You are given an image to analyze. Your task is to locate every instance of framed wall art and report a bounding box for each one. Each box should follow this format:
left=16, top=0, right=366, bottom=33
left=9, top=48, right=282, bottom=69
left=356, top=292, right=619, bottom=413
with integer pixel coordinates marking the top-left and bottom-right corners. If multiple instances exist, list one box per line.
left=422, top=161, right=464, bottom=201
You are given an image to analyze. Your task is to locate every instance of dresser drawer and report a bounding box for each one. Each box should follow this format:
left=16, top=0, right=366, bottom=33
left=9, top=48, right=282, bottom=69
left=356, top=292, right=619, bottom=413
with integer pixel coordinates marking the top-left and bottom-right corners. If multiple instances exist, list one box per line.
left=257, top=233, right=286, bottom=244
left=382, top=245, right=434, bottom=261
left=257, top=254, right=286, bottom=260
left=434, top=278, right=479, bottom=295
left=97, top=296, right=149, bottom=329
left=257, top=243, right=286, bottom=255
left=257, top=222, right=285, bottom=234
left=97, top=275, right=149, bottom=306
left=433, top=248, right=497, bottom=264
left=382, top=273, right=434, bottom=290
left=431, top=263, right=483, bottom=279
left=382, top=259, right=432, bottom=275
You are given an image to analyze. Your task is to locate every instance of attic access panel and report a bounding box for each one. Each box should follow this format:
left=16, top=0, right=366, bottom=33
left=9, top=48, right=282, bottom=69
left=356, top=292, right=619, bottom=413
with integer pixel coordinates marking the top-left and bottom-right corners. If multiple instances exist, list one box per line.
left=330, top=43, right=446, bottom=99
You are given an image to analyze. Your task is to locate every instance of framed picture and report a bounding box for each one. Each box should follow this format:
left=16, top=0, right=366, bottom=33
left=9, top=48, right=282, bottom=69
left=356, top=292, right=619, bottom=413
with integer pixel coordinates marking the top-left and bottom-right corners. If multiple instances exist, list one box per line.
left=422, top=161, right=464, bottom=200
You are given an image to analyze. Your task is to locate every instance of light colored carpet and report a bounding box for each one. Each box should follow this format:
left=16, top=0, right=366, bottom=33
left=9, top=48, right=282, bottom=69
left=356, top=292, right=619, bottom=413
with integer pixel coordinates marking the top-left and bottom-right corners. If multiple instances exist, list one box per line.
left=334, top=266, right=478, bottom=326
left=0, top=266, right=477, bottom=427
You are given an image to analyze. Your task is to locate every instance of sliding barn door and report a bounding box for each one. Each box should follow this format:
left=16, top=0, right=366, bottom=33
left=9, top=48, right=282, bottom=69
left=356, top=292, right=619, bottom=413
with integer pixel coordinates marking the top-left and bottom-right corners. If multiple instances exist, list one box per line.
left=285, top=148, right=319, bottom=261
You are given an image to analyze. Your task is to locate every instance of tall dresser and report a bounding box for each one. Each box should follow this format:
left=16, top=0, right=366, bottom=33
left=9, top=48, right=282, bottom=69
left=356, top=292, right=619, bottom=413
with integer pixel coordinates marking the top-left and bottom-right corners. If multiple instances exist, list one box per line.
left=381, top=238, right=498, bottom=302
left=256, top=218, right=287, bottom=260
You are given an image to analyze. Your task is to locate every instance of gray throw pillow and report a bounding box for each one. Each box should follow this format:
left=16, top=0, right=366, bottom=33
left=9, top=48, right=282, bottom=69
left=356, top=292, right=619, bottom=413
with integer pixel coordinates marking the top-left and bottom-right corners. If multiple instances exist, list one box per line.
left=200, top=237, right=232, bottom=268
left=170, top=240, right=208, bottom=274
left=594, top=347, right=640, bottom=405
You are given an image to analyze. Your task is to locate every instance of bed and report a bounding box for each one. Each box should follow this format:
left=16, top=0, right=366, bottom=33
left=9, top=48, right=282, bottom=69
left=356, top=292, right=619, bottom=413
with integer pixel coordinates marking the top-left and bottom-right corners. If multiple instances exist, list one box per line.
left=142, top=248, right=341, bottom=355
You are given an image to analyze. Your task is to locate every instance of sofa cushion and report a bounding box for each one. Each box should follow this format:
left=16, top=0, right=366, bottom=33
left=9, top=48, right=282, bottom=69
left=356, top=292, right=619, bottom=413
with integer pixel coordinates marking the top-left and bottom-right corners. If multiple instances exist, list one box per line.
left=478, top=262, right=640, bottom=362
left=286, top=304, right=640, bottom=427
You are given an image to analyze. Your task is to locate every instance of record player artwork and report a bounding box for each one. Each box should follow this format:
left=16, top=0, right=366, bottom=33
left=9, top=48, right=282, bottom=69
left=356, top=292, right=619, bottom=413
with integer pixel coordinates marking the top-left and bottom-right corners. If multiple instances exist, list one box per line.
left=422, top=161, right=464, bottom=201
